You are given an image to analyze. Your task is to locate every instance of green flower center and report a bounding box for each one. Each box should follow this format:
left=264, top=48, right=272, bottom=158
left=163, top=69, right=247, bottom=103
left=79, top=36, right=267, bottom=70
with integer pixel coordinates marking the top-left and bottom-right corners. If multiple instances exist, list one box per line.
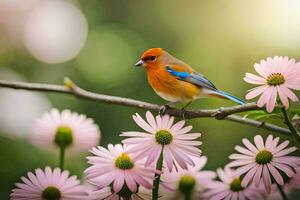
left=42, top=186, right=61, bottom=200
left=178, top=175, right=196, bottom=194
left=55, top=126, right=73, bottom=149
left=230, top=178, right=243, bottom=192
left=267, top=73, right=285, bottom=86
left=155, top=130, right=173, bottom=145
left=255, top=150, right=273, bottom=164
left=115, top=153, right=134, bottom=169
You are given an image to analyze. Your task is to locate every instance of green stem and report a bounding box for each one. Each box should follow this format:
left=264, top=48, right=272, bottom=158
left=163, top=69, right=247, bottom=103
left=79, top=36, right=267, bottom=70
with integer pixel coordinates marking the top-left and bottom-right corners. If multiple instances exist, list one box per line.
left=59, top=147, right=65, bottom=170
left=276, top=182, right=288, bottom=200
left=152, top=147, right=164, bottom=200
left=184, top=192, right=191, bottom=200
left=280, top=107, right=300, bottom=150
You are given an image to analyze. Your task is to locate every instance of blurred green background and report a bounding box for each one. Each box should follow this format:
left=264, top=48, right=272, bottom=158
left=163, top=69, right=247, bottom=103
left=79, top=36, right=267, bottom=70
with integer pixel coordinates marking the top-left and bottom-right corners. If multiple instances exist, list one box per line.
left=1, top=0, right=300, bottom=199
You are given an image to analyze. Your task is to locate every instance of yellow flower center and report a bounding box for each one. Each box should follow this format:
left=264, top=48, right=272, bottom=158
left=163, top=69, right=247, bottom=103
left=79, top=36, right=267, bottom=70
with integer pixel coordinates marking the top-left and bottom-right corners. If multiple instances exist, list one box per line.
left=155, top=130, right=173, bottom=145
left=115, top=153, right=134, bottom=169
left=267, top=73, right=285, bottom=86
left=255, top=150, right=273, bottom=164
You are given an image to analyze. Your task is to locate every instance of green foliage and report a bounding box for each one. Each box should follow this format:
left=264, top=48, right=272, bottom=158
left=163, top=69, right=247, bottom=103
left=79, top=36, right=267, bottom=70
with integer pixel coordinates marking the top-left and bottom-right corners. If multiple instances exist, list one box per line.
left=243, top=110, right=281, bottom=121
left=290, top=109, right=300, bottom=119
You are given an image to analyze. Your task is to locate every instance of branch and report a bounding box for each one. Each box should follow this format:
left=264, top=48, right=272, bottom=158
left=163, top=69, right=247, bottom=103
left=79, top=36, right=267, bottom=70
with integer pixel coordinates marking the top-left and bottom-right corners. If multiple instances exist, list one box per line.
left=0, top=79, right=290, bottom=135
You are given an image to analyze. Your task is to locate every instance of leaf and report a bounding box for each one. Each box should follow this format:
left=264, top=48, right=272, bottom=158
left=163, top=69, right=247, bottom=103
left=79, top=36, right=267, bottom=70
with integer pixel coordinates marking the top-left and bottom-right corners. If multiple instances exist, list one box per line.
left=290, top=109, right=300, bottom=119
left=243, top=110, right=281, bottom=121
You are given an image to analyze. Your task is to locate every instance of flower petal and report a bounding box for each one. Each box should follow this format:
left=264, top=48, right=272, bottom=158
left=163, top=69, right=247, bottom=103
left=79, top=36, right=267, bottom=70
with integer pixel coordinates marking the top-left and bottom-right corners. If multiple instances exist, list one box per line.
left=243, top=138, right=259, bottom=153
left=235, top=145, right=255, bottom=156
left=254, top=62, right=268, bottom=78
left=280, top=86, right=298, bottom=102
left=241, top=164, right=258, bottom=187
left=244, top=73, right=266, bottom=84
left=125, top=171, right=137, bottom=193
left=277, top=86, right=290, bottom=108
left=146, top=111, right=157, bottom=130
left=113, top=173, right=124, bottom=192
left=274, top=147, right=297, bottom=157
left=254, top=135, right=265, bottom=151
left=257, top=87, right=272, bottom=108
left=267, top=163, right=284, bottom=185
left=133, top=113, right=155, bottom=133
left=266, top=87, right=277, bottom=113
left=245, top=85, right=268, bottom=100
left=262, top=165, right=272, bottom=192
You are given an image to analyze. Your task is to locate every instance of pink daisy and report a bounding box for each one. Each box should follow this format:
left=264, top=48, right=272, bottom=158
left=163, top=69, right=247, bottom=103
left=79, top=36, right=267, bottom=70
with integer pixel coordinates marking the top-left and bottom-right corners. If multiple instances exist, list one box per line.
left=244, top=56, right=300, bottom=112
left=203, top=167, right=266, bottom=200
left=227, top=135, right=300, bottom=192
left=160, top=156, right=216, bottom=200
left=31, top=108, right=100, bottom=151
left=85, top=144, right=156, bottom=195
left=10, top=166, right=88, bottom=200
left=121, top=111, right=202, bottom=171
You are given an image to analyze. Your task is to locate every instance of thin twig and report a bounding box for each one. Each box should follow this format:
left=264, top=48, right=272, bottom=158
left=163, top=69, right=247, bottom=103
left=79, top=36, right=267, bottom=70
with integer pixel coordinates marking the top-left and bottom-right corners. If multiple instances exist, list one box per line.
left=0, top=79, right=290, bottom=135
left=226, top=115, right=290, bottom=135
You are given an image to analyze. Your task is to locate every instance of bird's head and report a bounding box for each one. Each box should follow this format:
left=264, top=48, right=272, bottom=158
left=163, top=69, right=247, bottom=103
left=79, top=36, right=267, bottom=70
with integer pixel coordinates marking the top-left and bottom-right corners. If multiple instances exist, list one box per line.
left=135, top=48, right=165, bottom=69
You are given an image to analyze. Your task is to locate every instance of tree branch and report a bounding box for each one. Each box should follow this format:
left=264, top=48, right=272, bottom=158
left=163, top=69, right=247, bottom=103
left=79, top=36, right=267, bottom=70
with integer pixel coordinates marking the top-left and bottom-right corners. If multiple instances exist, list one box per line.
left=0, top=79, right=290, bottom=135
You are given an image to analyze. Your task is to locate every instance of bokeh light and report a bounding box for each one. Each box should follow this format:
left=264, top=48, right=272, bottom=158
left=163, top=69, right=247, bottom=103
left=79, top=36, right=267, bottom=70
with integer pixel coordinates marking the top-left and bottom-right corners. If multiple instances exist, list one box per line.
left=77, top=25, right=145, bottom=88
left=24, top=0, right=88, bottom=64
left=0, top=68, right=51, bottom=137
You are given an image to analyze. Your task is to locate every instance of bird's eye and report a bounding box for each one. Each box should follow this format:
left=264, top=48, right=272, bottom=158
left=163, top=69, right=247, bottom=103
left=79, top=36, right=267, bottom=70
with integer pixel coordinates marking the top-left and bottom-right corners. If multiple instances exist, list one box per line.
left=150, top=56, right=156, bottom=61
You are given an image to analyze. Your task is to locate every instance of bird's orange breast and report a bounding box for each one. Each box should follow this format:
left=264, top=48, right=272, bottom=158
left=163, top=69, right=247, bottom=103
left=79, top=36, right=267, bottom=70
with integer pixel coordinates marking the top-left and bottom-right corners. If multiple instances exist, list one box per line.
left=146, top=67, right=201, bottom=102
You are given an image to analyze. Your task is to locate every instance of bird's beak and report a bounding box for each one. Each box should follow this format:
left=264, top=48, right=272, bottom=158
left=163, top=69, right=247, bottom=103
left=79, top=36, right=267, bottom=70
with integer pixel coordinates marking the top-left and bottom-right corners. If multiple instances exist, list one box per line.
left=135, top=60, right=144, bottom=67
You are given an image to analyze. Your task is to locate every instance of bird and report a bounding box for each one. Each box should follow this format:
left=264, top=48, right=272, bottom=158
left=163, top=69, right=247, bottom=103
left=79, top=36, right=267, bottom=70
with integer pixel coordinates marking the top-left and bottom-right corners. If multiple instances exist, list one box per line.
left=135, top=48, right=245, bottom=113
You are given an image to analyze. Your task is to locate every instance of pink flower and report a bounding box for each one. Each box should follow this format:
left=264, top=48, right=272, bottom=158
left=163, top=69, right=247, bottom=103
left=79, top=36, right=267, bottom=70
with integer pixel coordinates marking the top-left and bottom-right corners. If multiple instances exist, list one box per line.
left=32, top=108, right=100, bottom=152
left=121, top=111, right=202, bottom=171
left=10, top=166, right=88, bottom=199
left=160, top=156, right=216, bottom=200
left=244, top=56, right=300, bottom=112
left=227, top=135, right=300, bottom=192
left=85, top=144, right=156, bottom=194
left=203, top=167, right=266, bottom=200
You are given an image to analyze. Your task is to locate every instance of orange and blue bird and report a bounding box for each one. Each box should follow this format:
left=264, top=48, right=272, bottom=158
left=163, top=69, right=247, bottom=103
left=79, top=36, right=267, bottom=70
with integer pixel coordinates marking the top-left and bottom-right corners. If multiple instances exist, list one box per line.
left=135, top=48, right=245, bottom=109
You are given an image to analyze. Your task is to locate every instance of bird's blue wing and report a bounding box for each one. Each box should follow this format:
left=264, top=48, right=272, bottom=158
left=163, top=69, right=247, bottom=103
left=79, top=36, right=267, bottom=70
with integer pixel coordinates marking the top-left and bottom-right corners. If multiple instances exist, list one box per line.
left=165, top=66, right=245, bottom=104
left=166, top=66, right=217, bottom=90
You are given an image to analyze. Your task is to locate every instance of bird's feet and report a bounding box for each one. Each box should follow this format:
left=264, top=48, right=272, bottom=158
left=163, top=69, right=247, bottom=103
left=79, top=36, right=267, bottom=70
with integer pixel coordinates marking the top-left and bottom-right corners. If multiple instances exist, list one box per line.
left=159, top=105, right=170, bottom=116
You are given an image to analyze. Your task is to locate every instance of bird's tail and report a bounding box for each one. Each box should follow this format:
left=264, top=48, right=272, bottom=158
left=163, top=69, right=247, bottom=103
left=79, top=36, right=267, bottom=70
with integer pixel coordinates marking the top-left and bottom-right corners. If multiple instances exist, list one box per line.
left=209, top=90, right=246, bottom=105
